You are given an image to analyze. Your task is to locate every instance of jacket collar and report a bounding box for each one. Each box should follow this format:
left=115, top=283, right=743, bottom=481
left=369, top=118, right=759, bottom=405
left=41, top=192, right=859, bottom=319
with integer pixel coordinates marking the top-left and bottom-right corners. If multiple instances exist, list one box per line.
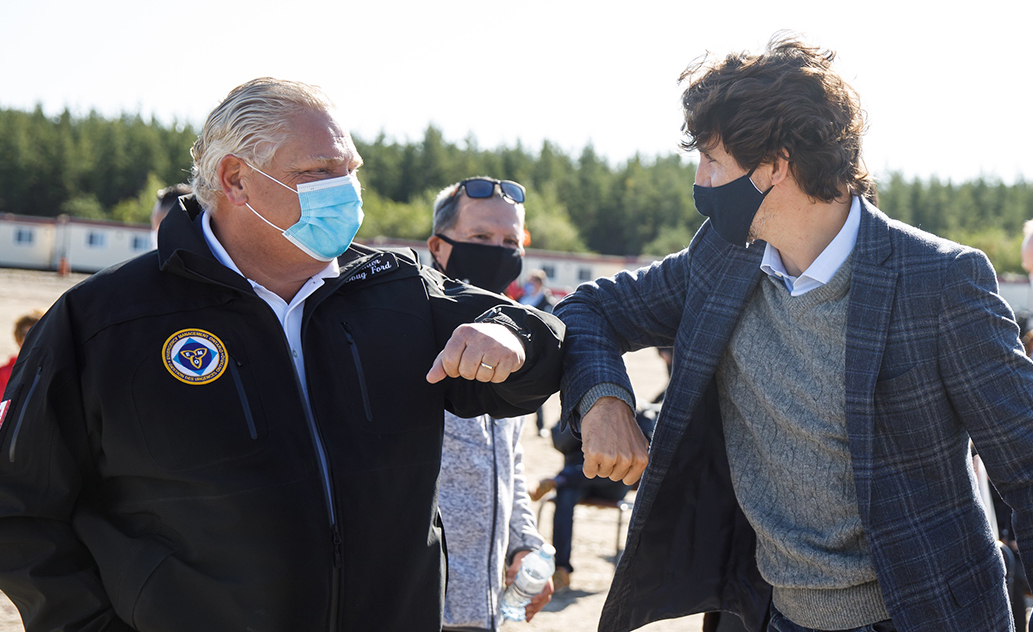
left=157, top=196, right=410, bottom=296
left=852, top=196, right=894, bottom=267
left=157, top=196, right=254, bottom=293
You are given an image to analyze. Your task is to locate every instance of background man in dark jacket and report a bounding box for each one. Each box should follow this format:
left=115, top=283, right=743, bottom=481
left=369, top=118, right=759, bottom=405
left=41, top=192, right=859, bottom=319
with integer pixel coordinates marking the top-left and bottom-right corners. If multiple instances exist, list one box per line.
left=557, top=35, right=1033, bottom=632
left=0, top=77, right=564, bottom=632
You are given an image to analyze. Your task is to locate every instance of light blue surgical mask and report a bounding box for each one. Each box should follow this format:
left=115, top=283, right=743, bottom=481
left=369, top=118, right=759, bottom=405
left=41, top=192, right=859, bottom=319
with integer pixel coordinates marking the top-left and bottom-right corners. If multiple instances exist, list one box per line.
left=244, top=163, right=364, bottom=261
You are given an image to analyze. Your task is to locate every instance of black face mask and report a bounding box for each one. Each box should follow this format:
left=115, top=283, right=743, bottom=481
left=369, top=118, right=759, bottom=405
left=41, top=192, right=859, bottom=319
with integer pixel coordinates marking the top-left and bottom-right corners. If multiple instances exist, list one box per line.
left=693, top=168, right=773, bottom=247
left=434, top=233, right=523, bottom=294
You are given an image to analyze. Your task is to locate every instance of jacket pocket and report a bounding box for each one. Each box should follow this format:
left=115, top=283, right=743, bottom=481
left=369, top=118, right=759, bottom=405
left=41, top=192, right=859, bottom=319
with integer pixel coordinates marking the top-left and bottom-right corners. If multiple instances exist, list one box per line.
left=341, top=322, right=373, bottom=422
left=133, top=348, right=267, bottom=472
left=946, top=558, right=1001, bottom=608
left=228, top=357, right=258, bottom=439
left=328, top=309, right=440, bottom=435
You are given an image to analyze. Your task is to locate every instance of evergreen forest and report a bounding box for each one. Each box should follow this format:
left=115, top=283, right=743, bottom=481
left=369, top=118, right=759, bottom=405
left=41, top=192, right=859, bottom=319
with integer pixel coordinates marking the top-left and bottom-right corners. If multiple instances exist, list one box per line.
left=2, top=106, right=1032, bottom=274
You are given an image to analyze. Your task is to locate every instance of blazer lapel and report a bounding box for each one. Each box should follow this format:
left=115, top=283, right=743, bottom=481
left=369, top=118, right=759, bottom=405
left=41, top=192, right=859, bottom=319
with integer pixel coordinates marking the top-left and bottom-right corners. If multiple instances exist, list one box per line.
left=845, top=202, right=898, bottom=510
left=683, top=244, right=766, bottom=393
left=646, top=241, right=764, bottom=480
left=613, top=240, right=768, bottom=632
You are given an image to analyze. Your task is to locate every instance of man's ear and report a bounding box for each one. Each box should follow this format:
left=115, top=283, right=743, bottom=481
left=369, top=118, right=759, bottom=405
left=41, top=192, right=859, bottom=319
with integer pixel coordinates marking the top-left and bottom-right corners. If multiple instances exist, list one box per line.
left=427, top=234, right=450, bottom=269
left=770, top=150, right=792, bottom=186
left=427, top=234, right=442, bottom=256
left=217, top=155, right=249, bottom=206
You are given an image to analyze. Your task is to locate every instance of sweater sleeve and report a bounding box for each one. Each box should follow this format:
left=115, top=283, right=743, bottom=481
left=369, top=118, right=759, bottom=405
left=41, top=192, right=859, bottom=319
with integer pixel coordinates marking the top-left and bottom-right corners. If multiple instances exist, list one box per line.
left=506, top=415, right=545, bottom=561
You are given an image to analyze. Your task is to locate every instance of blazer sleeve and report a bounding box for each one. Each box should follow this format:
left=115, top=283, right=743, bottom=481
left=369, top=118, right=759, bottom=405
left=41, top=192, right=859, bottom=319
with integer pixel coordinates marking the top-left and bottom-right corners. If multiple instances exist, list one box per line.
left=554, top=246, right=693, bottom=431
left=936, top=248, right=1033, bottom=594
left=0, top=298, right=135, bottom=632
left=423, top=266, right=565, bottom=420
left=506, top=416, right=546, bottom=561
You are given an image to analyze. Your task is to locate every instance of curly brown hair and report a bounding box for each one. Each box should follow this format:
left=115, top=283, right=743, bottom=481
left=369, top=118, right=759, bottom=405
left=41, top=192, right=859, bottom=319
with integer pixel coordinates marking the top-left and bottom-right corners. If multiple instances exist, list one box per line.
left=680, top=33, right=872, bottom=203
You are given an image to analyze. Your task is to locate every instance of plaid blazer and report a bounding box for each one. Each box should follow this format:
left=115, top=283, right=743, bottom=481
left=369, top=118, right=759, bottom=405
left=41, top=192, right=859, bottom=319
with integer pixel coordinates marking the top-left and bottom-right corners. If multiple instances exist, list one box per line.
left=556, top=200, right=1033, bottom=632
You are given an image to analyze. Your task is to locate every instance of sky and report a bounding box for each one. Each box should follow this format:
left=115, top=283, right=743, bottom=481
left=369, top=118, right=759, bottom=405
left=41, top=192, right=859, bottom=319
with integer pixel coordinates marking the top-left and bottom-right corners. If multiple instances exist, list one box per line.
left=2, top=0, right=1030, bottom=185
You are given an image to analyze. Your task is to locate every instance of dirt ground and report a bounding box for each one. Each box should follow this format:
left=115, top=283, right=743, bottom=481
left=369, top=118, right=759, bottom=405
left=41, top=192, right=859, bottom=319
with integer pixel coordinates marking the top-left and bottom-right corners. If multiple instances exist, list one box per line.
left=0, top=267, right=703, bottom=631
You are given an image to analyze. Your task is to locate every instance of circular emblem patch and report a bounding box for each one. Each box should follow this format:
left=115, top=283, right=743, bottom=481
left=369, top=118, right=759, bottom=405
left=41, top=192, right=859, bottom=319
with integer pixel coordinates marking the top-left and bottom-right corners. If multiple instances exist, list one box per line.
left=162, top=329, right=228, bottom=385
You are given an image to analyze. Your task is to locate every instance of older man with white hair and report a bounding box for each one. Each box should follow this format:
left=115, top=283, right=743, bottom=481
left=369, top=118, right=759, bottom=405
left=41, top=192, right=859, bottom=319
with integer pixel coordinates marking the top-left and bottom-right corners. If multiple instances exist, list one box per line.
left=0, top=78, right=564, bottom=632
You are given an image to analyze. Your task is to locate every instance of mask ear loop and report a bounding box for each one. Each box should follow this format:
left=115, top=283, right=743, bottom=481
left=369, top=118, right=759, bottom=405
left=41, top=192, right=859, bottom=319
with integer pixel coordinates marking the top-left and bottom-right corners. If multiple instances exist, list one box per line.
left=744, top=166, right=775, bottom=197
left=241, top=160, right=297, bottom=233
left=245, top=162, right=299, bottom=194
left=245, top=202, right=288, bottom=233
left=430, top=233, right=456, bottom=271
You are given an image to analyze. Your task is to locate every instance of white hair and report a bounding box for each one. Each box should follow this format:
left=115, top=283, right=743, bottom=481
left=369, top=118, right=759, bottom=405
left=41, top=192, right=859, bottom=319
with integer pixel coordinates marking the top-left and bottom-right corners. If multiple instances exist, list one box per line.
left=190, top=77, right=335, bottom=211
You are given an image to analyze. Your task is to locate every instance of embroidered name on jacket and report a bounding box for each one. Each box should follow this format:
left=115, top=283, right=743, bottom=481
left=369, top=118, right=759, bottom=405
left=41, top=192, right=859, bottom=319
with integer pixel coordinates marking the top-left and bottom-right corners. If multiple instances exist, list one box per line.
left=342, top=253, right=399, bottom=285
left=163, top=329, right=228, bottom=385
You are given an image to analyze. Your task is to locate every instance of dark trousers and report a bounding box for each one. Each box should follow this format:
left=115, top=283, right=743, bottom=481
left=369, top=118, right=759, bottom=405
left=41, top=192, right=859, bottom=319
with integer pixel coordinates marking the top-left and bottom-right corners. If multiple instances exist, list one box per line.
left=767, top=606, right=895, bottom=632
left=552, top=464, right=630, bottom=572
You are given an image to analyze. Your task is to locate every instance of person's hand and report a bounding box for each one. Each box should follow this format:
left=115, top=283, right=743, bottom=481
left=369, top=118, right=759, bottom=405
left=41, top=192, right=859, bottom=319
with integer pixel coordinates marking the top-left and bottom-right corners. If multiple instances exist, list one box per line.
left=581, top=396, right=649, bottom=484
left=426, top=323, right=525, bottom=384
left=505, top=550, right=553, bottom=621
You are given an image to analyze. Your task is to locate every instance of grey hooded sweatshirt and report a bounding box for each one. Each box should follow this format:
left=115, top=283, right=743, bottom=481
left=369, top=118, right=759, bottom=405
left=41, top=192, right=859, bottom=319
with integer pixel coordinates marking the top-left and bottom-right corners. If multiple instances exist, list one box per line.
left=439, top=412, right=545, bottom=631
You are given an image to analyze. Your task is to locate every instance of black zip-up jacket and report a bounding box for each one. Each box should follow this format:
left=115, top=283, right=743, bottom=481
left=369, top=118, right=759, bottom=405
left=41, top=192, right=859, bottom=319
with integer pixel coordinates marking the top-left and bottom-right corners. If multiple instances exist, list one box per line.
left=0, top=198, right=564, bottom=632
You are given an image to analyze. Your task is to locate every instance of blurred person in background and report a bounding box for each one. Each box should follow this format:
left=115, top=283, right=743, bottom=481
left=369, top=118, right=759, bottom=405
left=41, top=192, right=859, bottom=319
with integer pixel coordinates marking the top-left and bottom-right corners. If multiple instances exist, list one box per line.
left=0, top=311, right=41, bottom=396
left=428, top=177, right=554, bottom=630
left=531, top=347, right=668, bottom=591
left=518, top=269, right=557, bottom=435
left=519, top=269, right=556, bottom=313
left=150, top=183, right=193, bottom=248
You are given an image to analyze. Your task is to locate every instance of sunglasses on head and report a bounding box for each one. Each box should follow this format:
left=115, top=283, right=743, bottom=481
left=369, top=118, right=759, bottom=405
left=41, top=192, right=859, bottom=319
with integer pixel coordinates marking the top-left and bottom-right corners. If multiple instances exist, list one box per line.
left=453, top=177, right=526, bottom=204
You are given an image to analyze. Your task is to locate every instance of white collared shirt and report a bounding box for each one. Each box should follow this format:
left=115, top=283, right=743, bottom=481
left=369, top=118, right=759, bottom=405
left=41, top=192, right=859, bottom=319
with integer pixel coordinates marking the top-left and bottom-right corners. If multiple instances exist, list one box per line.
left=201, top=211, right=340, bottom=398
left=759, top=196, right=861, bottom=296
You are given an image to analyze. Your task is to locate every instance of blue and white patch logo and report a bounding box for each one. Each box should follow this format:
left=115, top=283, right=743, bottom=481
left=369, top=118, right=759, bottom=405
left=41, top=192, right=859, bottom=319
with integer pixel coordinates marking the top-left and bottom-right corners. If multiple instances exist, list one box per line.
left=162, top=329, right=228, bottom=385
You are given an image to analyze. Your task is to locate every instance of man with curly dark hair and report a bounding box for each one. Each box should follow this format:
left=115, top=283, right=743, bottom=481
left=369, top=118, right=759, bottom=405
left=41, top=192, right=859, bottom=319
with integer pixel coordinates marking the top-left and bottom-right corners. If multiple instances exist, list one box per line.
left=556, top=34, right=1033, bottom=632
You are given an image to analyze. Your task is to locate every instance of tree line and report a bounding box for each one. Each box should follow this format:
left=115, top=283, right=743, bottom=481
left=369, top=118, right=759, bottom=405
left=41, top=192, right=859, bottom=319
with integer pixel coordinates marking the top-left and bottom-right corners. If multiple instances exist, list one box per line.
left=2, top=106, right=1032, bottom=273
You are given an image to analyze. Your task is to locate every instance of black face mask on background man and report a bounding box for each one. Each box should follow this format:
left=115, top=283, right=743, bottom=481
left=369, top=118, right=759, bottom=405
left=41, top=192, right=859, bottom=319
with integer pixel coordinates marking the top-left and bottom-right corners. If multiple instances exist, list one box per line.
left=433, top=233, right=523, bottom=295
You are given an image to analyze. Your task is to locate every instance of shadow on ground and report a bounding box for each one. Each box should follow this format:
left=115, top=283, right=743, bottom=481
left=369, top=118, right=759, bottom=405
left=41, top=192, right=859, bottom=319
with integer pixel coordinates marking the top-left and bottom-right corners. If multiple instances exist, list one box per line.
left=542, top=588, right=601, bottom=613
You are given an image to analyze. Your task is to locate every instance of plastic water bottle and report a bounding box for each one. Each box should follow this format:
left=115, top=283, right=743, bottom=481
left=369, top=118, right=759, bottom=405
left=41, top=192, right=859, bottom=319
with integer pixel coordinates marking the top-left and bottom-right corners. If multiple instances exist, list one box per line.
left=500, top=544, right=556, bottom=621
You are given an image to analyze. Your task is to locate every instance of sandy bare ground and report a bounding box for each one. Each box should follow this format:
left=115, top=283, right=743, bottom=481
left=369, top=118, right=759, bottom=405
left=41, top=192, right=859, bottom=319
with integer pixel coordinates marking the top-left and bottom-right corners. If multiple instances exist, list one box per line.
left=0, top=268, right=703, bottom=632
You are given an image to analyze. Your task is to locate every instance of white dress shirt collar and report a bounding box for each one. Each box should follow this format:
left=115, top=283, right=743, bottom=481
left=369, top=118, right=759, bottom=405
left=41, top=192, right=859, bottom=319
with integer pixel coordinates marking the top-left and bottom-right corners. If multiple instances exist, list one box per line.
left=200, top=210, right=340, bottom=396
left=759, top=195, right=861, bottom=297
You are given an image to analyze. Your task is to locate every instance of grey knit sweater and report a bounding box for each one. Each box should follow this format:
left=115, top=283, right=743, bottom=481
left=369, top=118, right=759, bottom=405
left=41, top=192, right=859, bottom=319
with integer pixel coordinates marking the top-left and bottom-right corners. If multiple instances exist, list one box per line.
left=438, top=413, right=545, bottom=631
left=716, top=255, right=890, bottom=629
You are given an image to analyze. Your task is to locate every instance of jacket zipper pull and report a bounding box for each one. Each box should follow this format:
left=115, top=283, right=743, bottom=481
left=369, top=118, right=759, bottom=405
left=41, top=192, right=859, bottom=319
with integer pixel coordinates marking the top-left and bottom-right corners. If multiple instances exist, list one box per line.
left=9, top=365, right=44, bottom=463
left=332, top=526, right=343, bottom=569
